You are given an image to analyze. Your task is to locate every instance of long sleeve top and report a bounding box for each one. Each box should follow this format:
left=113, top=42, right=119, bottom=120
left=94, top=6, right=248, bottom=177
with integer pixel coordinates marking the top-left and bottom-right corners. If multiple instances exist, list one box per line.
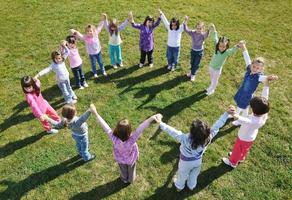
left=159, top=112, right=229, bottom=160
left=74, top=21, right=104, bottom=55
left=237, top=86, right=269, bottom=142
left=47, top=111, right=91, bottom=135
left=160, top=13, right=184, bottom=47
left=68, top=48, right=82, bottom=68
left=209, top=31, right=239, bottom=70
left=131, top=18, right=161, bottom=52
left=105, top=19, right=128, bottom=46
left=37, top=47, right=70, bottom=83
left=184, top=23, right=209, bottom=51
left=95, top=113, right=153, bottom=165
left=25, top=79, right=51, bottom=118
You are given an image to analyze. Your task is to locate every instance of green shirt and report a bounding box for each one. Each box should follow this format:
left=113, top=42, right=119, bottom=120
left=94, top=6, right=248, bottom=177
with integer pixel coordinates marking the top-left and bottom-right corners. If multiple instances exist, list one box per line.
left=209, top=31, right=239, bottom=70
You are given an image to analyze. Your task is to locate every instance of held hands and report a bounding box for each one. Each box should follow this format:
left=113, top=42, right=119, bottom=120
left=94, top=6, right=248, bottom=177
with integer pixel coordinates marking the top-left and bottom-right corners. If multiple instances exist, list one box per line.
left=101, top=13, right=107, bottom=21
left=158, top=9, right=163, bottom=15
left=150, top=113, right=163, bottom=123
left=60, top=40, right=67, bottom=47
left=184, top=15, right=189, bottom=23
left=128, top=11, right=134, bottom=23
left=89, top=103, right=97, bottom=114
left=238, top=40, right=246, bottom=50
left=208, top=23, right=215, bottom=32
left=264, top=75, right=278, bottom=86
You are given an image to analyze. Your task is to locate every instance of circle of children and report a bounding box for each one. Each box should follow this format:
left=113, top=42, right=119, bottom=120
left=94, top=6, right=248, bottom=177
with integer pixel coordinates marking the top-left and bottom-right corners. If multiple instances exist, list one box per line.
left=20, top=10, right=278, bottom=192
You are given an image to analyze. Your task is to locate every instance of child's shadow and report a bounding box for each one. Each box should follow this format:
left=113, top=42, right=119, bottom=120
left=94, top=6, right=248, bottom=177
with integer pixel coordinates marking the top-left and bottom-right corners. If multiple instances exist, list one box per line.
left=69, top=178, right=129, bottom=200
left=0, top=155, right=84, bottom=199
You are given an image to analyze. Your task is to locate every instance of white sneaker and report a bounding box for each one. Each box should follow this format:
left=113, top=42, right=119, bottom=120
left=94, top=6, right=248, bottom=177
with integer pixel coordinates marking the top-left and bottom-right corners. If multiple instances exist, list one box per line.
left=149, top=63, right=153, bottom=68
left=113, top=65, right=118, bottom=69
left=139, top=63, right=143, bottom=68
left=47, top=129, right=59, bottom=134
left=186, top=72, right=191, bottom=77
left=119, top=62, right=124, bottom=67
left=167, top=65, right=172, bottom=70
left=232, top=120, right=241, bottom=126
left=94, top=74, right=98, bottom=78
left=72, top=96, right=78, bottom=100
left=70, top=99, right=77, bottom=104
left=206, top=89, right=214, bottom=95
left=222, top=157, right=237, bottom=168
left=103, top=72, right=107, bottom=76
left=228, top=152, right=245, bottom=162
left=190, top=75, right=196, bottom=82
left=79, top=86, right=84, bottom=90
left=83, top=83, right=89, bottom=87
left=171, top=66, right=175, bottom=71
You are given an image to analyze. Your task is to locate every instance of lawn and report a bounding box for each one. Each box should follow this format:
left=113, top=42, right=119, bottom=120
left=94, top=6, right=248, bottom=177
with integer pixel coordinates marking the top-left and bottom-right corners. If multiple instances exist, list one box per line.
left=0, top=0, right=291, bottom=199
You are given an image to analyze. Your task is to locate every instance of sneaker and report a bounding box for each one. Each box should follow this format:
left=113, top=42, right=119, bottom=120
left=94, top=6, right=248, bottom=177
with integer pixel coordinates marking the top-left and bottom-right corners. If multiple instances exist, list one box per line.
left=171, top=66, right=175, bottom=72
left=206, top=89, right=214, bottom=96
left=167, top=65, right=172, bottom=70
left=47, top=129, right=59, bottom=134
left=79, top=86, right=84, bottom=90
left=72, top=96, right=78, bottom=100
left=190, top=75, right=196, bottom=82
left=119, top=62, right=124, bottom=67
left=232, top=120, right=241, bottom=126
left=139, top=63, right=143, bottom=68
left=186, top=72, right=191, bottom=77
left=83, top=83, right=89, bottom=88
left=94, top=74, right=98, bottom=78
left=228, top=152, right=245, bottom=162
left=85, top=154, right=96, bottom=162
left=222, top=157, right=237, bottom=168
left=71, top=99, right=77, bottom=104
left=113, top=65, right=118, bottom=69
left=149, top=63, right=153, bottom=68
left=103, top=72, right=107, bottom=76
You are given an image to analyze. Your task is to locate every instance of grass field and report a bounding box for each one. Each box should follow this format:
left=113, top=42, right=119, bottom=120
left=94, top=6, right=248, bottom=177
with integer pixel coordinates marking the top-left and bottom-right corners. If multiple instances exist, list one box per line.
left=0, top=0, right=291, bottom=199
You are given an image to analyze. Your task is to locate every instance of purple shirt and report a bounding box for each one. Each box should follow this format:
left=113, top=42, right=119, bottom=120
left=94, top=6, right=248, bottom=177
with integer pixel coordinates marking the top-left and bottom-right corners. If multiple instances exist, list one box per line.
left=95, top=113, right=153, bottom=165
left=184, top=23, right=209, bottom=50
left=131, top=18, right=161, bottom=52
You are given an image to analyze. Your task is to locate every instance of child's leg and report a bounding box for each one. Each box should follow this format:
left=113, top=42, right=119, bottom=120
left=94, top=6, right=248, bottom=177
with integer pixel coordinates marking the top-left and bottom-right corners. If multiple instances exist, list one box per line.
left=190, top=50, right=203, bottom=75
left=71, top=134, right=82, bottom=156
left=39, top=118, right=52, bottom=132
left=115, top=45, right=122, bottom=65
left=77, top=64, right=86, bottom=86
left=147, top=49, right=154, bottom=64
left=208, top=67, right=222, bottom=93
left=96, top=52, right=105, bottom=74
left=73, top=133, right=92, bottom=161
left=242, top=107, right=249, bottom=117
left=127, top=163, right=137, bottom=183
left=186, top=164, right=201, bottom=190
left=89, top=54, right=97, bottom=75
left=118, top=163, right=128, bottom=182
left=175, top=159, right=192, bottom=190
left=166, top=46, right=172, bottom=66
left=140, top=50, right=146, bottom=64
left=229, top=137, right=253, bottom=166
left=173, top=47, right=180, bottom=67
left=58, top=81, right=71, bottom=103
left=65, top=79, right=77, bottom=99
left=71, top=67, right=81, bottom=88
left=45, top=104, right=60, bottom=121
left=109, top=45, right=116, bottom=65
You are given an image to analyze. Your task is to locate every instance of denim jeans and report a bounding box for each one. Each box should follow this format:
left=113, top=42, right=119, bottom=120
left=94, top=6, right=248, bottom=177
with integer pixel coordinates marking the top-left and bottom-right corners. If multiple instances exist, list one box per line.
left=71, top=133, right=92, bottom=161
left=89, top=52, right=105, bottom=75
left=140, top=49, right=153, bottom=64
left=166, top=46, right=180, bottom=67
left=71, top=64, right=85, bottom=88
left=57, top=79, right=76, bottom=104
left=109, top=44, right=122, bottom=65
left=190, top=49, right=203, bottom=75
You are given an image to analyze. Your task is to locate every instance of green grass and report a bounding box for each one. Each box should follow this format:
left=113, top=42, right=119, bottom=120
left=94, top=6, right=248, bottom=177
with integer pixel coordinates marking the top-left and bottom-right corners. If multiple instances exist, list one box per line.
left=0, top=0, right=291, bottom=199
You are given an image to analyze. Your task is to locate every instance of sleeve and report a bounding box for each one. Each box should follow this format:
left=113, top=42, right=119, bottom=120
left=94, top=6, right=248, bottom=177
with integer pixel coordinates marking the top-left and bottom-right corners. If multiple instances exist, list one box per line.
left=128, top=118, right=153, bottom=145
left=203, top=30, right=209, bottom=40
left=131, top=22, right=142, bottom=29
left=96, top=21, right=104, bottom=34
left=261, top=86, right=269, bottom=100
left=160, top=13, right=170, bottom=30
left=179, top=24, right=184, bottom=33
left=73, top=31, right=84, bottom=40
left=152, top=17, right=161, bottom=29
left=26, top=95, right=43, bottom=118
left=37, top=66, right=52, bottom=77
left=243, top=50, right=252, bottom=66
left=75, top=111, right=91, bottom=127
left=209, top=112, right=229, bottom=140
left=94, top=112, right=113, bottom=138
left=183, top=23, right=192, bottom=36
left=259, top=75, right=267, bottom=83
left=159, top=122, right=185, bottom=143
left=118, top=19, right=128, bottom=32
left=236, top=116, right=253, bottom=125
left=226, top=46, right=239, bottom=56
left=104, top=20, right=110, bottom=33
left=211, top=31, right=219, bottom=46
left=62, top=46, right=69, bottom=60
left=46, top=117, right=65, bottom=129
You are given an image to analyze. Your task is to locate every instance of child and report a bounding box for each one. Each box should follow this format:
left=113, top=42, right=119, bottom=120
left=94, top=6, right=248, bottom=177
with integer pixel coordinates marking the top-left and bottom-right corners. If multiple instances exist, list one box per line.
left=232, top=43, right=274, bottom=125
left=206, top=24, right=242, bottom=95
left=103, top=13, right=129, bottom=69
left=129, top=11, right=161, bottom=68
left=184, top=16, right=210, bottom=81
left=21, top=76, right=60, bottom=134
left=154, top=106, right=236, bottom=191
left=70, top=14, right=106, bottom=78
left=44, top=104, right=96, bottom=162
left=90, top=105, right=159, bottom=183
left=35, top=41, right=77, bottom=104
left=65, top=35, right=88, bottom=89
left=223, top=76, right=278, bottom=168
left=159, top=9, right=184, bottom=71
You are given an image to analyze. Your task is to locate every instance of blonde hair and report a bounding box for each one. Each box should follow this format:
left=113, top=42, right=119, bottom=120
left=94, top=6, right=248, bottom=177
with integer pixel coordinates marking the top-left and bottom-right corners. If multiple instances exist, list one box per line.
left=85, top=24, right=96, bottom=33
left=61, top=104, right=76, bottom=127
left=252, top=57, right=265, bottom=66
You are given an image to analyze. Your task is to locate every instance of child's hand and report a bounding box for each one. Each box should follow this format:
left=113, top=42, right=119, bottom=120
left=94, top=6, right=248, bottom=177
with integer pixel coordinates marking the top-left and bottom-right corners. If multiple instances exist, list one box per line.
left=238, top=40, right=246, bottom=50
left=89, top=103, right=97, bottom=114
left=184, top=15, right=189, bottom=23
left=227, top=105, right=236, bottom=115
left=40, top=114, right=48, bottom=122
left=264, top=75, right=278, bottom=86
left=60, top=40, right=67, bottom=47
left=101, top=13, right=107, bottom=21
left=128, top=11, right=134, bottom=23
left=152, top=113, right=163, bottom=123
left=158, top=9, right=163, bottom=15
left=208, top=23, right=215, bottom=32
left=34, top=74, right=39, bottom=80
left=70, top=29, right=76, bottom=34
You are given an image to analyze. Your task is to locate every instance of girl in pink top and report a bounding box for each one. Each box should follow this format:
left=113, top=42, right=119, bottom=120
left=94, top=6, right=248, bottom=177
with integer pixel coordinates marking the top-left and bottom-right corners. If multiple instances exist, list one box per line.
left=91, top=105, right=158, bottom=183
left=21, top=76, right=60, bottom=134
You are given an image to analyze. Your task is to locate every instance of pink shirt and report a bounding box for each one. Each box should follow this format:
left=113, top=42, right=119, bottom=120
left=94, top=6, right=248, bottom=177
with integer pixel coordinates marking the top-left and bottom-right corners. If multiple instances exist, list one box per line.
left=25, top=80, right=50, bottom=118
left=95, top=113, right=152, bottom=165
left=68, top=48, right=82, bottom=68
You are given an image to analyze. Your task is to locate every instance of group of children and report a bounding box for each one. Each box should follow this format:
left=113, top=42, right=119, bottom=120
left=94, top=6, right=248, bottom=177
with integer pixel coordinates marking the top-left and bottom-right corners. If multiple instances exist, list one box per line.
left=20, top=9, right=279, bottom=192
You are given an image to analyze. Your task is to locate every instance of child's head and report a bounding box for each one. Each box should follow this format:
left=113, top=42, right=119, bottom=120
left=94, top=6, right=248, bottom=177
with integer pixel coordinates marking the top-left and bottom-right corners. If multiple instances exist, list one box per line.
left=250, top=57, right=265, bottom=74
left=195, top=21, right=205, bottom=33
left=169, top=17, right=180, bottom=30
left=21, top=76, right=40, bottom=95
left=189, top=119, right=211, bottom=149
left=85, top=24, right=96, bottom=37
left=109, top=18, right=119, bottom=35
left=51, top=51, right=64, bottom=64
left=61, top=104, right=76, bottom=122
left=113, top=119, right=132, bottom=141
left=250, top=96, right=269, bottom=116
left=215, top=36, right=230, bottom=54
left=143, top=16, right=155, bottom=27
left=66, top=35, right=77, bottom=49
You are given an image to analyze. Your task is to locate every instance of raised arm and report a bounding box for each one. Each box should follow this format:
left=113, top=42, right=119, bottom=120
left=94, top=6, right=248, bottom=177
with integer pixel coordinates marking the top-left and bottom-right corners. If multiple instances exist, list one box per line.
left=209, top=112, right=229, bottom=140
left=128, top=116, right=155, bottom=145
left=226, top=45, right=239, bottom=56
left=152, top=17, right=161, bottom=29
left=211, top=31, right=218, bottom=46
left=241, top=44, right=252, bottom=66
left=60, top=42, right=69, bottom=60
left=35, top=66, right=52, bottom=79
left=96, top=20, right=104, bottom=35
left=183, top=16, right=192, bottom=36
left=118, top=19, right=129, bottom=32
left=70, top=29, right=84, bottom=40
left=159, top=10, right=169, bottom=30
left=159, top=122, right=186, bottom=143
left=75, top=110, right=91, bottom=127
left=90, top=104, right=113, bottom=137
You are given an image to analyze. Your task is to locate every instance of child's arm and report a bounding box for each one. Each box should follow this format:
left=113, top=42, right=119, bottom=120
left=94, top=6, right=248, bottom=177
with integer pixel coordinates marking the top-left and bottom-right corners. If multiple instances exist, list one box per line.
left=209, top=108, right=232, bottom=141
left=118, top=18, right=129, bottom=32
left=241, top=43, right=252, bottom=66
left=43, top=115, right=65, bottom=129
left=183, top=16, right=192, bottom=36
left=60, top=41, right=69, bottom=59
left=90, top=104, right=113, bottom=136
left=152, top=17, right=161, bottom=29
left=158, top=9, right=169, bottom=30
left=210, top=27, right=218, bottom=46
left=159, top=122, right=185, bottom=143
left=70, top=29, right=84, bottom=40
left=35, top=66, right=53, bottom=79
left=26, top=95, right=43, bottom=118
left=96, top=18, right=105, bottom=35
left=225, top=42, right=240, bottom=56
left=103, top=13, right=110, bottom=33
left=75, top=110, right=92, bottom=127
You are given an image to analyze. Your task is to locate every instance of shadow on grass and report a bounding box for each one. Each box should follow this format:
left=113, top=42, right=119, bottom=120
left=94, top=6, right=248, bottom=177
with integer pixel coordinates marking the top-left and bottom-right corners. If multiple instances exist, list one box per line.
left=70, top=178, right=129, bottom=200
left=0, top=131, right=47, bottom=159
left=145, top=162, right=232, bottom=200
left=212, top=123, right=238, bottom=143
left=0, top=155, right=84, bottom=199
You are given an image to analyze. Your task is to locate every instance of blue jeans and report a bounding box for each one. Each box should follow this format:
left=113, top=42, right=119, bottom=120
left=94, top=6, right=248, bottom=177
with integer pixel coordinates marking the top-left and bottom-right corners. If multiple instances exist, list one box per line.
left=71, top=133, right=92, bottom=161
left=166, top=46, right=180, bottom=67
left=57, top=79, right=76, bottom=103
left=190, top=49, right=203, bottom=75
left=109, top=44, right=122, bottom=65
left=89, top=52, right=105, bottom=75
left=71, top=64, right=86, bottom=88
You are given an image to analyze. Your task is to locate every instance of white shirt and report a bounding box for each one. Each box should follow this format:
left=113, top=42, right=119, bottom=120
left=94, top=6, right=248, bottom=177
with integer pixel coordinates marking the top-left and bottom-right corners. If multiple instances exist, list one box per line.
left=161, top=13, right=184, bottom=47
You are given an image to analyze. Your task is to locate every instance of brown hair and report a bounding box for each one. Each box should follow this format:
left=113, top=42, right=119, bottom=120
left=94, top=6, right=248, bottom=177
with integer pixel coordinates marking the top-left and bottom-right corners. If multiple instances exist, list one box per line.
left=109, top=18, right=119, bottom=36
left=85, top=24, right=96, bottom=33
left=250, top=96, right=269, bottom=115
left=189, top=119, right=211, bottom=149
left=113, top=119, right=132, bottom=141
left=215, top=36, right=230, bottom=54
left=61, top=104, right=76, bottom=127
left=51, top=50, right=65, bottom=63
left=21, top=76, right=40, bottom=96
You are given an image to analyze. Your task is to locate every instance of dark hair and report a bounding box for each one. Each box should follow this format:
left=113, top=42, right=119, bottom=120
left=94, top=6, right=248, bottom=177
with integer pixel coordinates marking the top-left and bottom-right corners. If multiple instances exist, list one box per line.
left=215, top=36, right=230, bottom=54
left=21, top=76, right=40, bottom=96
left=85, top=24, right=96, bottom=32
left=189, top=119, right=211, bottom=149
left=143, top=15, right=155, bottom=26
left=61, top=104, right=76, bottom=127
left=169, top=17, right=180, bottom=30
left=66, top=35, right=77, bottom=45
left=109, top=18, right=119, bottom=36
left=113, top=119, right=132, bottom=141
left=250, top=96, right=269, bottom=115
left=51, top=50, right=64, bottom=63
